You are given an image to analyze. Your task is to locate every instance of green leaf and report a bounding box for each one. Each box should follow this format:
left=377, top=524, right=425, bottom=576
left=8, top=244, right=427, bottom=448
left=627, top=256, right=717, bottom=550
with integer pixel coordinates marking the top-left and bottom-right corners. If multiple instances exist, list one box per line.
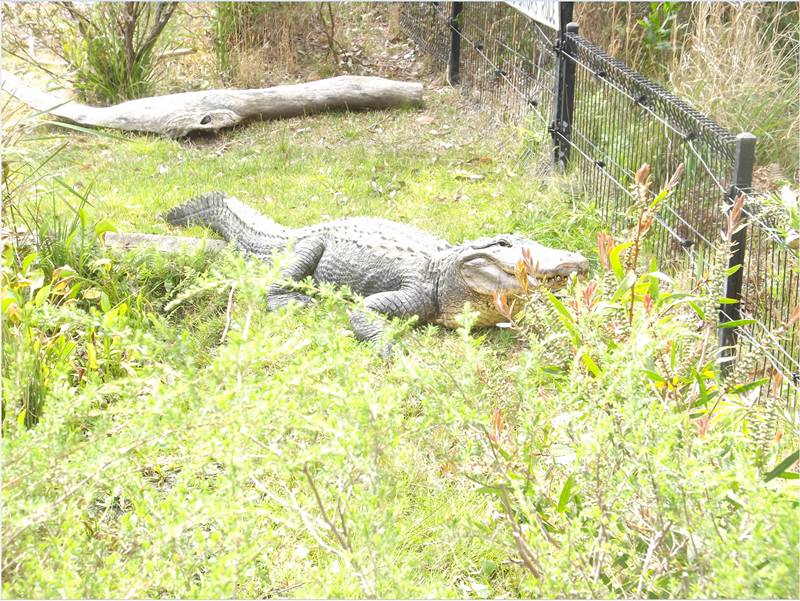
left=723, top=264, right=742, bottom=277
left=78, top=206, right=89, bottom=231
left=545, top=292, right=580, bottom=342
left=764, top=451, right=799, bottom=483
left=719, top=319, right=755, bottom=329
left=87, top=342, right=99, bottom=370
left=649, top=188, right=670, bottom=209
left=557, top=475, right=575, bottom=513
left=692, top=368, right=720, bottom=404
left=102, top=306, right=119, bottom=329
left=33, top=284, right=52, bottom=307
left=475, top=485, right=503, bottom=496
left=660, top=292, right=693, bottom=303
left=725, top=491, right=744, bottom=509
left=728, top=378, right=769, bottom=395
left=546, top=292, right=574, bottom=324
left=27, top=268, right=45, bottom=292
left=21, top=252, right=38, bottom=274
left=2, top=293, right=20, bottom=314
left=495, top=444, right=511, bottom=461
left=611, top=270, right=637, bottom=302
left=580, top=350, right=602, bottom=377
left=688, top=301, right=705, bottom=321
left=94, top=219, right=118, bottom=240
left=643, top=369, right=666, bottom=383
left=480, top=559, right=498, bottom=577
left=642, top=271, right=673, bottom=285
left=100, top=291, right=112, bottom=313
left=608, top=241, right=634, bottom=279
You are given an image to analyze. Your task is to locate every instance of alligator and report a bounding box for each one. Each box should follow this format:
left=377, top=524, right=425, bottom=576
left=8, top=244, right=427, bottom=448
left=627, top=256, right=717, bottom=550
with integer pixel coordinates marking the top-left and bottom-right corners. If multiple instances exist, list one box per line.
left=165, top=192, right=590, bottom=350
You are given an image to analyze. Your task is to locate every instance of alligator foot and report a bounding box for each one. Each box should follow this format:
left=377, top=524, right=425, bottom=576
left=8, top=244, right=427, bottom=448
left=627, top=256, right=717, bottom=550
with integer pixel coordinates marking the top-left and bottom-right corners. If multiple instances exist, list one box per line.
left=267, top=291, right=315, bottom=311
left=379, top=340, right=397, bottom=360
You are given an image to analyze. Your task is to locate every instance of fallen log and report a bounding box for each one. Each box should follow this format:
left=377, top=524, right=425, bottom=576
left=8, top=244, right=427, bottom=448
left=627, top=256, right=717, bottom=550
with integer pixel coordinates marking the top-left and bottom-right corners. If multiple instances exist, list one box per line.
left=0, top=73, right=424, bottom=138
left=2, top=229, right=224, bottom=254
left=104, top=232, right=225, bottom=253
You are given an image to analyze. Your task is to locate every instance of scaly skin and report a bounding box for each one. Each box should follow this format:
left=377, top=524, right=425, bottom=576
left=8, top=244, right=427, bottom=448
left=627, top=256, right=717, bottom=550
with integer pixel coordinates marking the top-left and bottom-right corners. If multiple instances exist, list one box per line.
left=165, top=192, right=590, bottom=348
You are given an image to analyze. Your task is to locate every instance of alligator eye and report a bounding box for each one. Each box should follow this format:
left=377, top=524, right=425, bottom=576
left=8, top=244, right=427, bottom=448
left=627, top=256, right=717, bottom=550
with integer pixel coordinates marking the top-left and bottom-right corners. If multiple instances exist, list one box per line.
left=497, top=239, right=512, bottom=247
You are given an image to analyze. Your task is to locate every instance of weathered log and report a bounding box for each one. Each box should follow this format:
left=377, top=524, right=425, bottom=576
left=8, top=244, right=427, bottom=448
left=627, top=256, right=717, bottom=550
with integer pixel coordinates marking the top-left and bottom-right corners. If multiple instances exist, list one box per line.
left=104, top=232, right=225, bottom=253
left=2, top=229, right=224, bottom=254
left=0, top=73, right=424, bottom=138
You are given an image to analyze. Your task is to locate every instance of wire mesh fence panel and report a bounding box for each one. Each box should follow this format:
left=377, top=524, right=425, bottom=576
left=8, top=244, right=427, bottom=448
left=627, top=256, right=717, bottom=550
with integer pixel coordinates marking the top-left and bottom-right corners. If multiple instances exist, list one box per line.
left=739, top=197, right=800, bottom=410
left=401, top=1, right=798, bottom=407
left=402, top=2, right=558, bottom=126
left=558, top=32, right=737, bottom=274
left=400, top=2, right=450, bottom=70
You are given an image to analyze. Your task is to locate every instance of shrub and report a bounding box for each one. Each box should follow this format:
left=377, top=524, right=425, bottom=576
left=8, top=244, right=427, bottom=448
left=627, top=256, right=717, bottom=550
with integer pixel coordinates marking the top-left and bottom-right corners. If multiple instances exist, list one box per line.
left=58, top=2, right=178, bottom=104
left=480, top=165, right=799, bottom=597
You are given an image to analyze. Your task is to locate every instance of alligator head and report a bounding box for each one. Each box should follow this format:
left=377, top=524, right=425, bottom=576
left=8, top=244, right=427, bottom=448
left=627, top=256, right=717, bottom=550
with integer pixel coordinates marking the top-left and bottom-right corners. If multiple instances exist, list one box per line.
left=437, top=234, right=590, bottom=328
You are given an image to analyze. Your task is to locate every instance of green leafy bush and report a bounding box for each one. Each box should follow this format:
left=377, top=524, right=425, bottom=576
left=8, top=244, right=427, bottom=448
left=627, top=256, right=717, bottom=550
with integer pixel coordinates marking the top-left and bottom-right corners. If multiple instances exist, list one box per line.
left=479, top=164, right=799, bottom=597
left=58, top=2, right=178, bottom=104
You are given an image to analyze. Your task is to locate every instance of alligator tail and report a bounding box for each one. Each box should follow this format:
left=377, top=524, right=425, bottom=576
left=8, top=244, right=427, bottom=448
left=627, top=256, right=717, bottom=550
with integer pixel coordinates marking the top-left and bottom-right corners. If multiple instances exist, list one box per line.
left=164, top=192, right=289, bottom=255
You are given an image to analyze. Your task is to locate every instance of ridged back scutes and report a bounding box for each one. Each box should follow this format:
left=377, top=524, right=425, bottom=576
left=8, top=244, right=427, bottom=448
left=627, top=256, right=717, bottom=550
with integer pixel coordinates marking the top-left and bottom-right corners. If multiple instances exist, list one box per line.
left=300, top=216, right=453, bottom=254
left=222, top=196, right=286, bottom=236
left=165, top=192, right=286, bottom=234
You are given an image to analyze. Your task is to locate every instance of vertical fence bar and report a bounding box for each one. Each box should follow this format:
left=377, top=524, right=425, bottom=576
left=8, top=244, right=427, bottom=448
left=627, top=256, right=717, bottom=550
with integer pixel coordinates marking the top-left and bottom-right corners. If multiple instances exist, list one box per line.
left=719, top=132, right=757, bottom=355
left=559, top=2, right=574, bottom=32
left=552, top=21, right=578, bottom=168
left=448, top=2, right=464, bottom=85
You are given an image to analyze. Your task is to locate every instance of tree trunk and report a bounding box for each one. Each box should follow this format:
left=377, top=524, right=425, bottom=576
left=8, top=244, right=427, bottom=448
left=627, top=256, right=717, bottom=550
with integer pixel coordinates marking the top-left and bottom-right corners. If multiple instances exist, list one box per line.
left=1, top=73, right=424, bottom=138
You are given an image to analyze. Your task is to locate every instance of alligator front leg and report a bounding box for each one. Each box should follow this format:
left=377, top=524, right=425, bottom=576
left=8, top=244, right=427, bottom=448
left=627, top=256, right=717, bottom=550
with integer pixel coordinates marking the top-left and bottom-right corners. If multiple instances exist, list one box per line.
left=267, top=237, right=325, bottom=310
left=349, top=286, right=433, bottom=356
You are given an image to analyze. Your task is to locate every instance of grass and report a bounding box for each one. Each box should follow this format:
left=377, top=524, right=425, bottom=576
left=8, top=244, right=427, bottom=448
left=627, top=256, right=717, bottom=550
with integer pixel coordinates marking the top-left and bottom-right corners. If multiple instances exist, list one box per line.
left=38, top=101, right=599, bottom=256
left=3, top=89, right=798, bottom=599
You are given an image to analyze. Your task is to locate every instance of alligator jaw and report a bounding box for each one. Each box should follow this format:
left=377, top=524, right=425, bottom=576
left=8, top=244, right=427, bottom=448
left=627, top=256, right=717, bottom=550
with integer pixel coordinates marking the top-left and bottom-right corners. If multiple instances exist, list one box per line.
left=525, top=272, right=576, bottom=290
left=500, top=241, right=590, bottom=292
left=522, top=258, right=590, bottom=291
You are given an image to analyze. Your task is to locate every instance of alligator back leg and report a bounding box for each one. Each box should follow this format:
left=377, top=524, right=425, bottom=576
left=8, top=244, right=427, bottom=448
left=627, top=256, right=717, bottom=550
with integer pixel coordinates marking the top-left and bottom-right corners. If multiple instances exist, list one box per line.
left=267, top=237, right=325, bottom=310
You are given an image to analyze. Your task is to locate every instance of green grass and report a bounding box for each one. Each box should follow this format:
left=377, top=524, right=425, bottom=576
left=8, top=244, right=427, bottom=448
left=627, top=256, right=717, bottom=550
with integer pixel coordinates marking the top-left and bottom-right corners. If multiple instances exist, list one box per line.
left=42, top=104, right=599, bottom=257
left=3, top=94, right=798, bottom=599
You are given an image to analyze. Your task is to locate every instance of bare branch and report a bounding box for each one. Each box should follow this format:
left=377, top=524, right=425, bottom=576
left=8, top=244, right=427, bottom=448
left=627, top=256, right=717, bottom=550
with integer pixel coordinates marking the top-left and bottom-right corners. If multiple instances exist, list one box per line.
left=302, top=463, right=351, bottom=552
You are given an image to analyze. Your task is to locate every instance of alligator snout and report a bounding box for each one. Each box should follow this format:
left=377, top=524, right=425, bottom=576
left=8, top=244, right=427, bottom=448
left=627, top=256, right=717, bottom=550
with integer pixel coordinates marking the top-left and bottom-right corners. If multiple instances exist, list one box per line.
left=561, top=254, right=590, bottom=276
left=524, top=248, right=590, bottom=288
left=527, top=249, right=589, bottom=273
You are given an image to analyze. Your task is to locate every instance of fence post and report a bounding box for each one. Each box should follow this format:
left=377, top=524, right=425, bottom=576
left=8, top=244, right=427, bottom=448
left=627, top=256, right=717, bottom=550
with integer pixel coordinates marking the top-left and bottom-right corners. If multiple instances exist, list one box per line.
left=552, top=22, right=578, bottom=169
left=719, top=132, right=756, bottom=357
left=559, top=2, right=574, bottom=34
left=448, top=2, right=463, bottom=85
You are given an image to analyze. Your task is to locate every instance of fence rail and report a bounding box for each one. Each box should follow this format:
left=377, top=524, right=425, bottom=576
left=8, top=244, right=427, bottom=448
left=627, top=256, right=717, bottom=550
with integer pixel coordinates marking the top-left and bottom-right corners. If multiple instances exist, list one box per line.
left=401, top=1, right=798, bottom=406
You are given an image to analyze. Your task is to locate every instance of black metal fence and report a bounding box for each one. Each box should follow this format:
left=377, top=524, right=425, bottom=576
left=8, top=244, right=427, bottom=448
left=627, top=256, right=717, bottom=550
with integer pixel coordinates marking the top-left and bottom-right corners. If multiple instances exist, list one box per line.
left=401, top=1, right=798, bottom=406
